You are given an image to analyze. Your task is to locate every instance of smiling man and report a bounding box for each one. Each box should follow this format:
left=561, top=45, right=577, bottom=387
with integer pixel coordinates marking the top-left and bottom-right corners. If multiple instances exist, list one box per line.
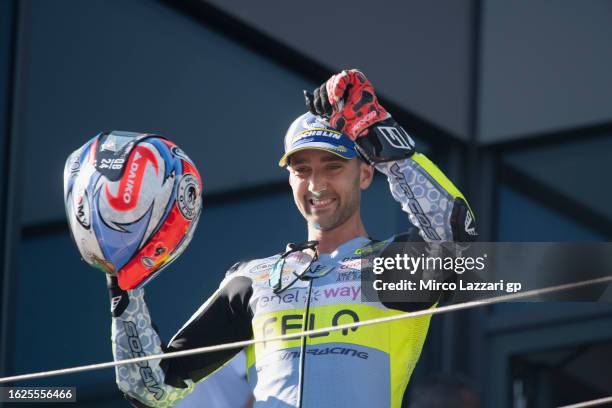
left=107, top=70, right=477, bottom=408
left=285, top=137, right=373, bottom=254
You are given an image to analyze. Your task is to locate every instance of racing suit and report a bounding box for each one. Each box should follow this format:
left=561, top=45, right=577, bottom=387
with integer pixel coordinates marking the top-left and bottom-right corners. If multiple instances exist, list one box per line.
left=109, top=153, right=476, bottom=408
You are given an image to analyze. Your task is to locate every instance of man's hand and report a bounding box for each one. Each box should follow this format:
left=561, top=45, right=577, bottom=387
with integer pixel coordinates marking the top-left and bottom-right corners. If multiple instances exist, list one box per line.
left=304, top=69, right=390, bottom=140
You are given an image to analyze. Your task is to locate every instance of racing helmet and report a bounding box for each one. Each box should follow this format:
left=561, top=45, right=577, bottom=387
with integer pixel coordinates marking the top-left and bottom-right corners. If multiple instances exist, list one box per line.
left=63, top=131, right=202, bottom=290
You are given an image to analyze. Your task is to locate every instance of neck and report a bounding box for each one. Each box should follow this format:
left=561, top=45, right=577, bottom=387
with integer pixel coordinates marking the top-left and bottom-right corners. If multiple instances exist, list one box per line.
left=307, top=212, right=368, bottom=254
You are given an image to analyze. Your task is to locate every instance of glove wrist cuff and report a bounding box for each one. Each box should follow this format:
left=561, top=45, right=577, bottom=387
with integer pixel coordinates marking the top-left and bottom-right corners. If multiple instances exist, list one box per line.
left=107, top=275, right=130, bottom=317
left=355, top=118, right=416, bottom=164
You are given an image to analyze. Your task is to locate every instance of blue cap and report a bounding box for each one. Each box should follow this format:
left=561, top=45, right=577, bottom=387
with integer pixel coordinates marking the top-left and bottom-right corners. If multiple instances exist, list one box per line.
left=278, top=112, right=357, bottom=167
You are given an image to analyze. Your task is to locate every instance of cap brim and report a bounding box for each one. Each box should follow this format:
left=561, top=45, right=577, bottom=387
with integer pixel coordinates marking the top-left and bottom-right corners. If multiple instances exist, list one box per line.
left=278, top=143, right=357, bottom=167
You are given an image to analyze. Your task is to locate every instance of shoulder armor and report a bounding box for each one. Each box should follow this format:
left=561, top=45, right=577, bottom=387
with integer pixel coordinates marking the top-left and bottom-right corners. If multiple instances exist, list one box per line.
left=225, top=261, right=248, bottom=277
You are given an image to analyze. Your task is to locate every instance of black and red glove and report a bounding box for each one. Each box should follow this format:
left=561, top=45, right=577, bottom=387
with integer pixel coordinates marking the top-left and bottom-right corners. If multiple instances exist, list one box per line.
left=304, top=69, right=390, bottom=140
left=305, top=70, right=415, bottom=164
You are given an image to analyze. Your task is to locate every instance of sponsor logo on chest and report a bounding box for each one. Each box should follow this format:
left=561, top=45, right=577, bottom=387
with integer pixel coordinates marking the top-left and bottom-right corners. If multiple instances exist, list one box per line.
left=255, top=283, right=362, bottom=309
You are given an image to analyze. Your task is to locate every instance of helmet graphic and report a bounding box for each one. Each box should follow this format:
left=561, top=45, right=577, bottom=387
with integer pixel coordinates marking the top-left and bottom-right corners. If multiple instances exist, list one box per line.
left=63, top=131, right=202, bottom=290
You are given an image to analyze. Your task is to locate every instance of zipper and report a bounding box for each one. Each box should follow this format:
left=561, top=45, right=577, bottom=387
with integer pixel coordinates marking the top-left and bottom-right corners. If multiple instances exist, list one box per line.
left=296, top=276, right=313, bottom=408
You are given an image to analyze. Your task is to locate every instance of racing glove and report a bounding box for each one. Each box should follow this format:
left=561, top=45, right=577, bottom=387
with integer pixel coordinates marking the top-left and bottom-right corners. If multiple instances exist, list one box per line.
left=304, top=69, right=390, bottom=140
left=305, top=69, right=416, bottom=165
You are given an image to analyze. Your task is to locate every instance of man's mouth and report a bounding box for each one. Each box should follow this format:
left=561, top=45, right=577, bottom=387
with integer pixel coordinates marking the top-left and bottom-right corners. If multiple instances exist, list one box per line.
left=308, top=197, right=336, bottom=210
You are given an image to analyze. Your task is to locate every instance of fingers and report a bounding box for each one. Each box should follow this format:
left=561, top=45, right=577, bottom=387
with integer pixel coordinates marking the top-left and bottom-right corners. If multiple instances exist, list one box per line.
left=334, top=116, right=347, bottom=133
left=305, top=85, right=333, bottom=117
left=349, top=69, right=366, bottom=84
left=313, top=85, right=324, bottom=116
left=320, top=85, right=333, bottom=115
left=304, top=90, right=315, bottom=113
left=327, top=71, right=349, bottom=104
left=305, top=69, right=372, bottom=121
left=342, top=83, right=354, bottom=107
left=314, top=84, right=332, bottom=117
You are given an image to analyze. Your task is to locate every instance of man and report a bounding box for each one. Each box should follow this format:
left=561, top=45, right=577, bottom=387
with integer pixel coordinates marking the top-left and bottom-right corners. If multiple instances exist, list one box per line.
left=108, top=70, right=477, bottom=407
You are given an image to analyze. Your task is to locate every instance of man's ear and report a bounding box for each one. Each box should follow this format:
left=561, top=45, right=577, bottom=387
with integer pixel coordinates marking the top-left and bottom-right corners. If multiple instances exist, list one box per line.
left=359, top=161, right=374, bottom=190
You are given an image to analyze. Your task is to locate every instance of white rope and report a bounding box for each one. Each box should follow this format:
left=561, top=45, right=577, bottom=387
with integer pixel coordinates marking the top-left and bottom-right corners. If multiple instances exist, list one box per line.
left=557, top=396, right=612, bottom=408
left=0, top=274, right=610, bottom=384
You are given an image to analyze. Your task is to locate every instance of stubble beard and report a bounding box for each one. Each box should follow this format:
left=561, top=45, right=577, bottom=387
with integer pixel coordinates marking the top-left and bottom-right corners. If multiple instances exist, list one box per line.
left=313, top=195, right=359, bottom=231
left=304, top=179, right=361, bottom=232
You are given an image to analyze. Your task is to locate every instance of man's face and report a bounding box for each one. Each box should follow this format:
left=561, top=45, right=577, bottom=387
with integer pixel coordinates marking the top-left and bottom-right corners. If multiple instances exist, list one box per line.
left=287, top=149, right=373, bottom=231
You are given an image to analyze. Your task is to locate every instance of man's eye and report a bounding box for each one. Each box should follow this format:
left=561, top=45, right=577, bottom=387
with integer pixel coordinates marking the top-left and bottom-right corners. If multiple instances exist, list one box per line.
left=294, top=167, right=310, bottom=175
left=327, top=164, right=343, bottom=171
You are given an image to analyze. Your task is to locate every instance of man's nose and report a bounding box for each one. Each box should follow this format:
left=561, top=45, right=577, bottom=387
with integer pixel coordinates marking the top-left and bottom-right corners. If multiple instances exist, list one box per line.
left=308, top=170, right=327, bottom=194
